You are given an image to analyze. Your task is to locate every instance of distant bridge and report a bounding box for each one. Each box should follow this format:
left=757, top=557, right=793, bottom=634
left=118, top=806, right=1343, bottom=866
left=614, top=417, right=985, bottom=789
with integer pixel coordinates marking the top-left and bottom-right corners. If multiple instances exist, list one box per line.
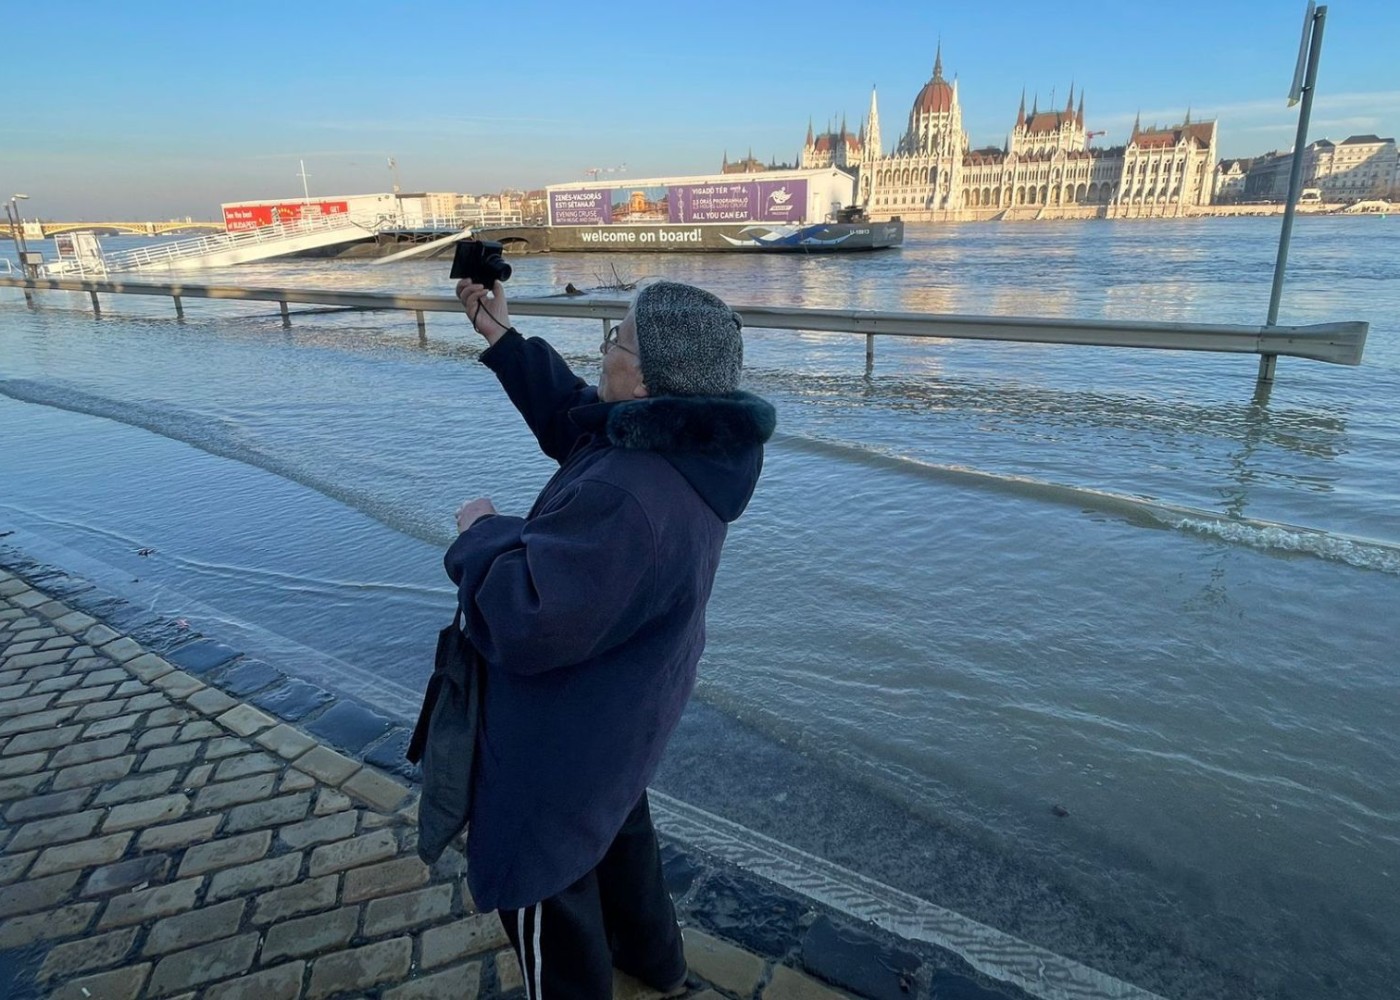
left=27, top=221, right=227, bottom=237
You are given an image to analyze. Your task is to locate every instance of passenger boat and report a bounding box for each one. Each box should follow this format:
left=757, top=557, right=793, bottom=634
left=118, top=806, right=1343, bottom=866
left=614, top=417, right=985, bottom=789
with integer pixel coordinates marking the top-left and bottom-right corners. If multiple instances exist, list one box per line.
left=476, top=168, right=903, bottom=254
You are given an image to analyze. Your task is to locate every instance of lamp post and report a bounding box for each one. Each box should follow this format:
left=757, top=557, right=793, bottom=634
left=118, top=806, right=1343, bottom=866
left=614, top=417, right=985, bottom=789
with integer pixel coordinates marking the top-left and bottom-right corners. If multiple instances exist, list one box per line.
left=8, top=194, right=33, bottom=276
left=6, top=194, right=36, bottom=303
left=1262, top=2, right=1328, bottom=383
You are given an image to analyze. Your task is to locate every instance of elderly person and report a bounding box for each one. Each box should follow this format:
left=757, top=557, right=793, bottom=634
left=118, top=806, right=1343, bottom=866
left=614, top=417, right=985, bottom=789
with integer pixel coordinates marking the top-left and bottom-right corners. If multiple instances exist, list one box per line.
left=448, top=275, right=775, bottom=997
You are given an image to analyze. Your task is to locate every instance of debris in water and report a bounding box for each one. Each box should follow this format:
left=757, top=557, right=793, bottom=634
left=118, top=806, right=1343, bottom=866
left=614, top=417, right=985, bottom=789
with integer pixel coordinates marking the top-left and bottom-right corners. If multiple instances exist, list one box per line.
left=1051, top=804, right=1070, bottom=818
left=591, top=262, right=637, bottom=291
left=137, top=547, right=155, bottom=556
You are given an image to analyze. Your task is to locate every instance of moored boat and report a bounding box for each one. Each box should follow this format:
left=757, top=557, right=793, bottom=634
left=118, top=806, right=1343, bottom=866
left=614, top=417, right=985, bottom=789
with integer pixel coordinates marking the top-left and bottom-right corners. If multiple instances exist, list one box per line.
left=476, top=168, right=903, bottom=253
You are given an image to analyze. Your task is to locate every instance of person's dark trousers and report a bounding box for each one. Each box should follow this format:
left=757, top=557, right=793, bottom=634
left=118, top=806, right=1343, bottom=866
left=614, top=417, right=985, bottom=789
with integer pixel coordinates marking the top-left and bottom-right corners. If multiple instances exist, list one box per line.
left=498, top=791, right=686, bottom=1000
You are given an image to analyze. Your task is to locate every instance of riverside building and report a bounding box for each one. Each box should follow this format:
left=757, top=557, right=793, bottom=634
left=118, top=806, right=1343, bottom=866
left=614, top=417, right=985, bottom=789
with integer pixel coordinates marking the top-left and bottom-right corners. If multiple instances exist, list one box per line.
left=1302, top=135, right=1399, bottom=201
left=806, top=46, right=1219, bottom=221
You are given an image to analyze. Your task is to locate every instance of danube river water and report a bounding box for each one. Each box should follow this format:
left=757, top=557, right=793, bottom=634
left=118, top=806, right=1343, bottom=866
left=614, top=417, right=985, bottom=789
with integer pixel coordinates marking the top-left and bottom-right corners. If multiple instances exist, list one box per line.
left=2, top=218, right=1397, bottom=999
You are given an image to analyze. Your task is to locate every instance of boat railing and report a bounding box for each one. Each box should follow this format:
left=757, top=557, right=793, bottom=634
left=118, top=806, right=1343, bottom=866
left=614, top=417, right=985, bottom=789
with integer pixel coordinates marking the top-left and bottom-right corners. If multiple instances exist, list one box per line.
left=0, top=276, right=1368, bottom=380
left=359, top=212, right=480, bottom=232
left=358, top=210, right=522, bottom=232
left=40, top=214, right=372, bottom=276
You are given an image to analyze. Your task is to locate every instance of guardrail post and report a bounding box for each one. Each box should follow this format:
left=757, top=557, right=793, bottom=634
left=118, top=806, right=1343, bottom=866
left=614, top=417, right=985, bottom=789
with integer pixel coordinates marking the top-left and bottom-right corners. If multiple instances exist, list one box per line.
left=280, top=301, right=290, bottom=328
left=23, top=286, right=34, bottom=308
left=89, top=291, right=101, bottom=317
left=866, top=332, right=875, bottom=369
left=173, top=294, right=184, bottom=320
left=1257, top=353, right=1277, bottom=382
left=416, top=310, right=427, bottom=344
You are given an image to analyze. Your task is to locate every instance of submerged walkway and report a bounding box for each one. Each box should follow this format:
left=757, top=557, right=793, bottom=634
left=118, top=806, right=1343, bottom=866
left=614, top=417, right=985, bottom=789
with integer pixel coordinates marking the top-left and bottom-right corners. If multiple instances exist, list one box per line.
left=0, top=563, right=1033, bottom=1000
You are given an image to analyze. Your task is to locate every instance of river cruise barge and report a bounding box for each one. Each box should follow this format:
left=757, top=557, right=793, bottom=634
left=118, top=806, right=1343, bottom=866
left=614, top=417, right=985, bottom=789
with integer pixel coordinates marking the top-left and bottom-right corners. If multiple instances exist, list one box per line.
left=477, top=168, right=903, bottom=253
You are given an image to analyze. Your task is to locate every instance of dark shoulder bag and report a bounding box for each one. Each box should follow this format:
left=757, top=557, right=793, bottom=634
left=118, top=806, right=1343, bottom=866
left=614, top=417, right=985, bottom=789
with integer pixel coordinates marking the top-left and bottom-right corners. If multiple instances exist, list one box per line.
left=407, top=609, right=482, bottom=864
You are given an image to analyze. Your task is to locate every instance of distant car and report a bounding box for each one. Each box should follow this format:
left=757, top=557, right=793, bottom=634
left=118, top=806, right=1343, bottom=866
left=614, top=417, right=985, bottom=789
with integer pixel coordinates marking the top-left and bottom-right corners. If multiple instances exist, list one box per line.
left=1299, top=188, right=1323, bottom=204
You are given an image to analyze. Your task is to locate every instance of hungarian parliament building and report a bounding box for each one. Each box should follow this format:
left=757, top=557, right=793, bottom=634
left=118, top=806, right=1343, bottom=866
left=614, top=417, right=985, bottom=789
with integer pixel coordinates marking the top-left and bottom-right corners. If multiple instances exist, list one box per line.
left=798, top=47, right=1218, bottom=221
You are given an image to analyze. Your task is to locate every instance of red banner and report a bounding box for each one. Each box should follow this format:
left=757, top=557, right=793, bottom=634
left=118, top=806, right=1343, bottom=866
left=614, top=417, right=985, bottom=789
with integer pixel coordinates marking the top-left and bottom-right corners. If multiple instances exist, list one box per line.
left=222, top=201, right=349, bottom=232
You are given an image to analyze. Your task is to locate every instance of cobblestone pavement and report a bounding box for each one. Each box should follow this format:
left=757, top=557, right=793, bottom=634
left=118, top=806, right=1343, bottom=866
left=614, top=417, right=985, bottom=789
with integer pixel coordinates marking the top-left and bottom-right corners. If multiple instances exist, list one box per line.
left=0, top=569, right=860, bottom=1000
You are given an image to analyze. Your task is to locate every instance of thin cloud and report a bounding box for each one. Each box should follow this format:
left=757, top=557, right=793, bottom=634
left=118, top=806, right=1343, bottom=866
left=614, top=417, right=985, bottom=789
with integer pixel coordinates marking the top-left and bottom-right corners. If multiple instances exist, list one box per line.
left=308, top=114, right=575, bottom=133
left=1094, top=90, right=1400, bottom=130
left=1310, top=116, right=1384, bottom=131
left=245, top=150, right=387, bottom=161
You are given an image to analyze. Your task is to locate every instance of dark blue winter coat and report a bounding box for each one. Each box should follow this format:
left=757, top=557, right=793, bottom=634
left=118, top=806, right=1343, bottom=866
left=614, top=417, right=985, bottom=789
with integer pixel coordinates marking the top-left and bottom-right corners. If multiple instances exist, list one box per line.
left=444, top=329, right=775, bottom=911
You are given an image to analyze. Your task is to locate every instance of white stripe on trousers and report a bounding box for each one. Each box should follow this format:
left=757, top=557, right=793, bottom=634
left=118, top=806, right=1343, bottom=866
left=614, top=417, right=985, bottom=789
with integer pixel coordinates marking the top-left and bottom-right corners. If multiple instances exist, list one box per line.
left=516, top=904, right=544, bottom=1000
left=533, top=902, right=543, bottom=1000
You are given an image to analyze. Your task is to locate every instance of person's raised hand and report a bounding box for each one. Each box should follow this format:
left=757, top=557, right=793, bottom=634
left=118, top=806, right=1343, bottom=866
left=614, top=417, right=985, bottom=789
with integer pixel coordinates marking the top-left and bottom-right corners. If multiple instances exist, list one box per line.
left=455, top=280, right=513, bottom=345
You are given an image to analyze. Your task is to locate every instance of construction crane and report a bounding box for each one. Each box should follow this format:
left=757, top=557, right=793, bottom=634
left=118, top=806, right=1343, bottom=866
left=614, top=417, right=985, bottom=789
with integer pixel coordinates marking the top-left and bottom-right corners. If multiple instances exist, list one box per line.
left=584, top=163, right=627, bottom=181
left=1086, top=130, right=1107, bottom=146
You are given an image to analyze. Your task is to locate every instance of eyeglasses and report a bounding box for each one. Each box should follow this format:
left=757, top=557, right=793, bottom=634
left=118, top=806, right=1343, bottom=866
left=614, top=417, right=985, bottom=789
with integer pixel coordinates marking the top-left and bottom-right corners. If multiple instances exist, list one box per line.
left=601, top=325, right=637, bottom=356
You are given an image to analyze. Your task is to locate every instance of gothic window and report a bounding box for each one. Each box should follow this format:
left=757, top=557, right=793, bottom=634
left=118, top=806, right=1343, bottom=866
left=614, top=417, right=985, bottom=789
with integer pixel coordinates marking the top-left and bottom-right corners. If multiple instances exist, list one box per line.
left=1016, top=185, right=1026, bottom=205
left=1075, top=183, right=1087, bottom=202
left=1039, top=184, right=1049, bottom=203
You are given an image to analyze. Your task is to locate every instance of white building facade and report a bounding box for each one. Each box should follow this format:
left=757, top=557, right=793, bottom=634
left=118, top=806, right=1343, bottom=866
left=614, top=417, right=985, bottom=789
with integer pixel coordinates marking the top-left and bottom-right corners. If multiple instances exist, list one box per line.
left=834, top=47, right=1218, bottom=221
left=1304, top=135, right=1398, bottom=201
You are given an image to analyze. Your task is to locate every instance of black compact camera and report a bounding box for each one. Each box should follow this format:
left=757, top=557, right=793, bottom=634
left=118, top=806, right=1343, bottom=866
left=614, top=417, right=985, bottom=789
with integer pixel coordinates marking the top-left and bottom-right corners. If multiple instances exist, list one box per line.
left=450, top=239, right=512, bottom=287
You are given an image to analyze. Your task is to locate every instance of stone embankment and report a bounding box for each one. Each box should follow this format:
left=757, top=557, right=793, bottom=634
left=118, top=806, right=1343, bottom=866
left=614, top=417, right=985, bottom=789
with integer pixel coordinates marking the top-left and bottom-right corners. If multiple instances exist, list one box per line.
left=868, top=202, right=1342, bottom=223
left=0, top=559, right=1029, bottom=1000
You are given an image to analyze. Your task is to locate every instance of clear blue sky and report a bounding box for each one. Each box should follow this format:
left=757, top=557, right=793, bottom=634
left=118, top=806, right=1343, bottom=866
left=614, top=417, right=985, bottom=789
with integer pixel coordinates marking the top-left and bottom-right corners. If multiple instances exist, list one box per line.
left=6, top=0, right=1398, bottom=219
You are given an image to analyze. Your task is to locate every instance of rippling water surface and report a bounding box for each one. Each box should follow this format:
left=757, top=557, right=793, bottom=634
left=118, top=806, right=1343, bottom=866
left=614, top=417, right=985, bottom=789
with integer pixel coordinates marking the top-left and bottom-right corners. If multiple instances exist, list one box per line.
left=3, top=218, right=1398, bottom=999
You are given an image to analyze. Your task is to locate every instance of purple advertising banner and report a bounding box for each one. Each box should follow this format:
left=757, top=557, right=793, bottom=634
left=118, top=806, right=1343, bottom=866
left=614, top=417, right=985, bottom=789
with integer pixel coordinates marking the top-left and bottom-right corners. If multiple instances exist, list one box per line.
left=550, top=189, right=611, bottom=225
left=666, top=179, right=809, bottom=224
left=755, top=179, right=806, bottom=221
left=668, top=182, right=755, bottom=223
left=553, top=178, right=810, bottom=225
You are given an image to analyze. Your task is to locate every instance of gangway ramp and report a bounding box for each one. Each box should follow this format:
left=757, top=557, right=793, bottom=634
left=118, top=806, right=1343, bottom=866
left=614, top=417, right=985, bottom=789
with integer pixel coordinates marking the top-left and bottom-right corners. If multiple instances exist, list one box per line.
left=42, top=214, right=374, bottom=276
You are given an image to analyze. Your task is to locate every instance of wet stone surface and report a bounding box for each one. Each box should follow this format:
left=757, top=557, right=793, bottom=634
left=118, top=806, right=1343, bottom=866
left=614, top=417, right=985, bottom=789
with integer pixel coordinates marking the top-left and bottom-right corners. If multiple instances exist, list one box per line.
left=362, top=727, right=416, bottom=780
left=304, top=701, right=394, bottom=755
left=686, top=869, right=812, bottom=959
left=165, top=638, right=242, bottom=674
left=215, top=659, right=284, bottom=697
left=661, top=841, right=705, bottom=896
left=929, top=970, right=1028, bottom=1000
left=802, top=916, right=923, bottom=1000
left=249, top=676, right=335, bottom=722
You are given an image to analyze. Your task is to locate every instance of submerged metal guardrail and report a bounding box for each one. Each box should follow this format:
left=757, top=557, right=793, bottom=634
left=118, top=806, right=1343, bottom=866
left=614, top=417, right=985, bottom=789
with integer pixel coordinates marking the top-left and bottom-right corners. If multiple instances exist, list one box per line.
left=1, top=276, right=1368, bottom=377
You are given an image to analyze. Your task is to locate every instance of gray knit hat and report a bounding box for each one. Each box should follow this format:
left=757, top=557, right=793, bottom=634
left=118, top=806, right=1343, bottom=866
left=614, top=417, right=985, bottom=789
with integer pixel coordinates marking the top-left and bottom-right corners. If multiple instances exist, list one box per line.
left=633, top=281, right=743, bottom=396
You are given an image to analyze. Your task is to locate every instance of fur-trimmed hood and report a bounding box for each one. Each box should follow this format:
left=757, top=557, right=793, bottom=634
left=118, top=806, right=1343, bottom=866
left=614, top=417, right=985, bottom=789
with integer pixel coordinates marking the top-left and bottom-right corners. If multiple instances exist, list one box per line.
left=573, top=391, right=776, bottom=523
left=605, top=391, right=775, bottom=455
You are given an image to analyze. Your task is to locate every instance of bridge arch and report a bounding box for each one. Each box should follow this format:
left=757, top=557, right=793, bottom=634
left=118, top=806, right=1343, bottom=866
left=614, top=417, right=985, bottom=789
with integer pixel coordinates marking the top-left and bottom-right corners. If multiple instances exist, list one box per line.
left=38, top=221, right=226, bottom=238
